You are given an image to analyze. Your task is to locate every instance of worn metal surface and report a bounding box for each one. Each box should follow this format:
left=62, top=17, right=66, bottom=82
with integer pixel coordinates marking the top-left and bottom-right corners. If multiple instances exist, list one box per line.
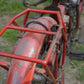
left=32, top=73, right=46, bottom=84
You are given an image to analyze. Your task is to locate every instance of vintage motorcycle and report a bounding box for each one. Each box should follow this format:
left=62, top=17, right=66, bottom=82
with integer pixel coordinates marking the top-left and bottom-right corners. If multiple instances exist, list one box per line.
left=0, top=0, right=84, bottom=84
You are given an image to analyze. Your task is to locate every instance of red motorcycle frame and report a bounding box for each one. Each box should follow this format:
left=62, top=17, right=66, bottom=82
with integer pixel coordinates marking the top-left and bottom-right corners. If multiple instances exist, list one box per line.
left=0, top=0, right=83, bottom=84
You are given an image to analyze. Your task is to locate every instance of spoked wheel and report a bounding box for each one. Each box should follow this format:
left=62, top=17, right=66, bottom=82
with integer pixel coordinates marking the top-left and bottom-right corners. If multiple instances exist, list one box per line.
left=67, top=8, right=77, bottom=54
left=67, top=0, right=83, bottom=54
left=71, top=0, right=83, bottom=37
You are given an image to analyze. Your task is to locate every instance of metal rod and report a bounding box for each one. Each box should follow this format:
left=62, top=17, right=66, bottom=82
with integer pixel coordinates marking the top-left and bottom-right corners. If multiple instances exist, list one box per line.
left=12, top=21, right=19, bottom=26
left=0, top=51, right=44, bottom=65
left=0, top=26, right=7, bottom=36
left=7, top=26, right=56, bottom=35
left=43, top=65, right=56, bottom=84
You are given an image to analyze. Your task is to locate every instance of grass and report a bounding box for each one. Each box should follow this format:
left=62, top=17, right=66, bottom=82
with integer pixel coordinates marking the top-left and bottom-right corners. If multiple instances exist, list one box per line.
left=0, top=25, right=3, bottom=31
left=0, top=0, right=26, bottom=16
left=0, top=0, right=52, bottom=16
left=71, top=60, right=84, bottom=81
left=0, top=43, right=11, bottom=53
left=72, top=42, right=84, bottom=51
left=0, top=0, right=31, bottom=44
left=70, top=61, right=78, bottom=68
left=44, top=0, right=52, bottom=6
left=2, top=30, right=21, bottom=45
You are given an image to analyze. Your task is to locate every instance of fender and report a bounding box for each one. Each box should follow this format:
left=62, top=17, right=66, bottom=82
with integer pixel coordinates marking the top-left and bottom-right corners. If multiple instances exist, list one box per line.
left=6, top=17, right=57, bottom=84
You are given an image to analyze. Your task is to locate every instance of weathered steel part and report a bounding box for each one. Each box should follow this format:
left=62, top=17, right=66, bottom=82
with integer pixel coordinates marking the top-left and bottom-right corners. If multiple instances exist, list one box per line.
left=35, top=68, right=46, bottom=74
left=32, top=73, right=46, bottom=84
left=0, top=60, right=10, bottom=71
left=48, top=52, right=56, bottom=66
left=63, top=15, right=70, bottom=25
left=27, top=16, right=57, bottom=31
left=6, top=17, right=57, bottom=84
left=58, top=5, right=65, bottom=15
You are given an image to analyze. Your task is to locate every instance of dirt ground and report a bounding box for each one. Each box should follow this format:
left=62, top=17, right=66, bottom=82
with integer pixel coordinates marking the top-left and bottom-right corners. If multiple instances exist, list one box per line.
left=64, top=56, right=83, bottom=84
left=0, top=6, right=84, bottom=84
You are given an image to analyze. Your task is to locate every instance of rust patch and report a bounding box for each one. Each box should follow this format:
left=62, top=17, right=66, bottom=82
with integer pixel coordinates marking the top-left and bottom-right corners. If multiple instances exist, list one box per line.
left=15, top=39, right=29, bottom=67
left=15, top=39, right=28, bottom=55
left=17, top=61, right=22, bottom=68
left=12, top=71, right=19, bottom=84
